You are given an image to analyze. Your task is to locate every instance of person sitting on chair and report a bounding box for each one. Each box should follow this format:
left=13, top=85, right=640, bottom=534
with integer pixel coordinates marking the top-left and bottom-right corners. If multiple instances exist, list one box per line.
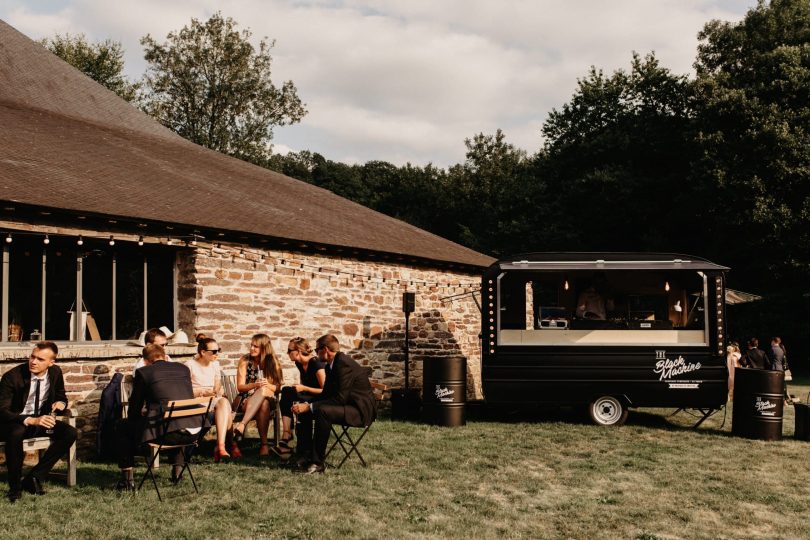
left=291, top=334, right=376, bottom=474
left=232, top=334, right=284, bottom=457
left=279, top=337, right=325, bottom=457
left=116, top=344, right=204, bottom=491
left=0, top=341, right=77, bottom=502
left=186, top=337, right=233, bottom=463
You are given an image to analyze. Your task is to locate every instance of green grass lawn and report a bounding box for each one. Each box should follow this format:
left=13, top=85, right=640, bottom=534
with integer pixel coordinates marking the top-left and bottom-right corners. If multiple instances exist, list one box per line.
left=2, top=380, right=810, bottom=539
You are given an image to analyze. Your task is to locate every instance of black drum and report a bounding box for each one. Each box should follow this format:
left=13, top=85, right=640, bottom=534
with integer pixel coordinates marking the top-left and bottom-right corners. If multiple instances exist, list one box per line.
left=422, top=356, right=466, bottom=427
left=795, top=395, right=810, bottom=441
left=732, top=367, right=784, bottom=441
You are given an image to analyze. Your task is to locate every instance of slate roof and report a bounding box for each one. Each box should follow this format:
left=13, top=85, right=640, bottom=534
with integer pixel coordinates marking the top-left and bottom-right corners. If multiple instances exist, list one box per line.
left=0, top=20, right=494, bottom=269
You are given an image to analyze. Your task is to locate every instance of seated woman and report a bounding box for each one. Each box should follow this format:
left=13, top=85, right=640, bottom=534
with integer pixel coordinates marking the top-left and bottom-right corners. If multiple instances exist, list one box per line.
left=232, top=334, right=284, bottom=457
left=278, top=337, right=326, bottom=452
left=186, top=337, right=233, bottom=462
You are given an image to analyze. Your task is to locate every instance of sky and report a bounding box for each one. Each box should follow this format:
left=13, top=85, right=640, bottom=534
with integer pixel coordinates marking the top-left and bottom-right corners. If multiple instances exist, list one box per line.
left=0, top=0, right=754, bottom=168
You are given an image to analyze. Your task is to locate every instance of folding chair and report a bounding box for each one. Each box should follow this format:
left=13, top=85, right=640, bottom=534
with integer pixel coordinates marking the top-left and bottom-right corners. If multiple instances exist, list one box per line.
left=325, top=381, right=387, bottom=469
left=137, top=396, right=212, bottom=501
left=221, top=370, right=282, bottom=447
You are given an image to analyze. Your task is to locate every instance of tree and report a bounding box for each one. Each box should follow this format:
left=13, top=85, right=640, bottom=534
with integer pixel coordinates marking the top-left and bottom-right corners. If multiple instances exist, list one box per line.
left=40, top=33, right=140, bottom=102
left=694, top=0, right=810, bottom=287
left=539, top=53, right=701, bottom=253
left=140, top=13, right=306, bottom=165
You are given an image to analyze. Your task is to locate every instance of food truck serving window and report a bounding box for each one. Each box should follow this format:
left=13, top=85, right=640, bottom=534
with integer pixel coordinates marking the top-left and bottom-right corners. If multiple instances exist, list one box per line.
left=497, top=269, right=709, bottom=347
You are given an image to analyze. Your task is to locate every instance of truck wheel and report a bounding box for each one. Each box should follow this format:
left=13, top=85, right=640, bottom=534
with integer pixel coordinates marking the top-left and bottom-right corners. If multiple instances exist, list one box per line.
left=589, top=396, right=628, bottom=426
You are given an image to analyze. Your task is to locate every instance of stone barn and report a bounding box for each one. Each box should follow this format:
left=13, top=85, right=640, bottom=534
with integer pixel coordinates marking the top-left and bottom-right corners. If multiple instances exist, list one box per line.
left=0, top=20, right=493, bottom=451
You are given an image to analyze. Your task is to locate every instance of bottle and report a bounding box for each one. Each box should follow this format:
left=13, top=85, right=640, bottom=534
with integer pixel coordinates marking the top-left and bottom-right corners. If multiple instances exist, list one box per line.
left=29, top=329, right=42, bottom=341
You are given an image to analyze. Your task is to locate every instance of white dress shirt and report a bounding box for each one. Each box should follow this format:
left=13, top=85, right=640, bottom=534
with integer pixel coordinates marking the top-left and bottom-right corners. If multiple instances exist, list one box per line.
left=21, top=374, right=49, bottom=415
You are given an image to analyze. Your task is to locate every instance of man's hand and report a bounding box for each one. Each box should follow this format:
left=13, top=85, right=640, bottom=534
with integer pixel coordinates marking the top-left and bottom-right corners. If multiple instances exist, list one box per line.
left=291, top=402, right=311, bottom=415
left=28, top=415, right=57, bottom=429
left=51, top=402, right=66, bottom=413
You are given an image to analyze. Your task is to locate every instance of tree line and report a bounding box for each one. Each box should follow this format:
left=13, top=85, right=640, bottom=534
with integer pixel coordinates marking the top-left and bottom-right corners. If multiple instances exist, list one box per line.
left=42, top=1, right=810, bottom=357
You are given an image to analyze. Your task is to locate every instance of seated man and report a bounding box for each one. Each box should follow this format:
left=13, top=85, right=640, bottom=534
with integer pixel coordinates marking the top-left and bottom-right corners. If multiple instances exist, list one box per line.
left=0, top=341, right=77, bottom=502
left=116, top=344, right=204, bottom=490
left=292, top=334, right=376, bottom=474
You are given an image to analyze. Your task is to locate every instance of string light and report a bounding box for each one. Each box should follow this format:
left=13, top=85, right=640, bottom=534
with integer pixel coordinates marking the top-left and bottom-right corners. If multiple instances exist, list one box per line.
left=43, top=234, right=50, bottom=245
left=77, top=235, right=83, bottom=246
left=109, top=235, right=115, bottom=246
left=167, top=237, right=174, bottom=245
left=4, top=233, right=11, bottom=244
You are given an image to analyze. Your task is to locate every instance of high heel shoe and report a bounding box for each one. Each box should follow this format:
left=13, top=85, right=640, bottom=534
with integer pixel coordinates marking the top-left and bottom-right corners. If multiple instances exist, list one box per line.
left=233, top=423, right=245, bottom=443
left=230, top=442, right=242, bottom=459
left=213, top=445, right=230, bottom=463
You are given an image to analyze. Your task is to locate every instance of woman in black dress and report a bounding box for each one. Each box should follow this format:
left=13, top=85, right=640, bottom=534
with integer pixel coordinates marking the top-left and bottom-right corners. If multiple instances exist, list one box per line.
left=278, top=337, right=326, bottom=452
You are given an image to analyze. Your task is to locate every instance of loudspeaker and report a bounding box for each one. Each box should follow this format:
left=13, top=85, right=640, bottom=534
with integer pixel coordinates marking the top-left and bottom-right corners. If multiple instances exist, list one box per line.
left=402, top=292, right=415, bottom=313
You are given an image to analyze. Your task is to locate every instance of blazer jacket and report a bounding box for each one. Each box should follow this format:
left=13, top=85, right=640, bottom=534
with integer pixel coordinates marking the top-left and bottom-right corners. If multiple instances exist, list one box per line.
left=128, top=360, right=202, bottom=443
left=0, top=363, right=67, bottom=424
left=313, top=352, right=376, bottom=426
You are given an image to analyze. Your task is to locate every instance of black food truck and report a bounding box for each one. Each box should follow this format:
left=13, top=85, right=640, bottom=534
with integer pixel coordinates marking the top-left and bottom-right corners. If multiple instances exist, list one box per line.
left=481, top=253, right=728, bottom=425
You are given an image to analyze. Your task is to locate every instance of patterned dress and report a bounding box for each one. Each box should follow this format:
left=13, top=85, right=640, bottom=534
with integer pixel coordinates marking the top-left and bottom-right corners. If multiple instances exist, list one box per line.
left=236, top=359, right=260, bottom=409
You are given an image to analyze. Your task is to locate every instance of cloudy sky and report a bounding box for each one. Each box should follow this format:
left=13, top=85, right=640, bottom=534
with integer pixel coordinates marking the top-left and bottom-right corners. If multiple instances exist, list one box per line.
left=0, top=0, right=753, bottom=167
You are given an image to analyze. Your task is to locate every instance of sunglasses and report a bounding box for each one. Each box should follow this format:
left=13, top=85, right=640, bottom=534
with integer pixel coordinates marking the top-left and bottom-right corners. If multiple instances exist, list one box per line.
left=287, top=349, right=296, bottom=354
left=204, top=349, right=220, bottom=354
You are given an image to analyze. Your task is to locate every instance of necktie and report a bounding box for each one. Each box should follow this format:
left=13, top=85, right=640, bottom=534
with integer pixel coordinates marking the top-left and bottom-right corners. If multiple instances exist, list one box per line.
left=34, top=379, right=41, bottom=416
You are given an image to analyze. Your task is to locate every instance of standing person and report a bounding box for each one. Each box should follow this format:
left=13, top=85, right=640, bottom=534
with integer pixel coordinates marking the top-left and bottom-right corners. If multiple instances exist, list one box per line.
left=186, top=337, right=232, bottom=462
left=292, top=334, right=376, bottom=474
left=279, top=337, right=326, bottom=456
left=741, top=338, right=769, bottom=369
left=768, top=337, right=791, bottom=403
left=726, top=342, right=742, bottom=400
left=116, top=343, right=203, bottom=491
left=232, top=334, right=284, bottom=457
left=0, top=341, right=77, bottom=502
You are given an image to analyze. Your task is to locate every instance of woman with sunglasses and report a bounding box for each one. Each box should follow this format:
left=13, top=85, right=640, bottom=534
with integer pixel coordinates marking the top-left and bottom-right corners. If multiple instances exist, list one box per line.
left=278, top=337, right=326, bottom=453
left=232, top=334, right=284, bottom=457
left=186, top=337, right=233, bottom=462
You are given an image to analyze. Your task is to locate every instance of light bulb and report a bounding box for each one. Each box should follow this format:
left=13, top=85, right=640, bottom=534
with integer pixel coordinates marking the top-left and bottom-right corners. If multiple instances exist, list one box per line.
left=664, top=281, right=670, bottom=292
left=43, top=234, right=50, bottom=245
left=564, top=280, right=569, bottom=290
left=138, top=236, right=144, bottom=246
left=77, top=236, right=84, bottom=246
left=4, top=233, right=11, bottom=244
left=109, top=235, right=115, bottom=246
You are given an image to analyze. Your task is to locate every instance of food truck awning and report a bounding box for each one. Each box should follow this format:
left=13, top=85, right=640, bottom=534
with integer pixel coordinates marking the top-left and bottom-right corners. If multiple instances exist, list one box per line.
left=496, top=252, right=729, bottom=272
left=723, top=288, right=762, bottom=305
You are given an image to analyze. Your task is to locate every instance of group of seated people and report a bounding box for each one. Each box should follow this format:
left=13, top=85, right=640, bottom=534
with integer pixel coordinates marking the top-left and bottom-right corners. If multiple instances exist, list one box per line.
left=0, top=331, right=377, bottom=501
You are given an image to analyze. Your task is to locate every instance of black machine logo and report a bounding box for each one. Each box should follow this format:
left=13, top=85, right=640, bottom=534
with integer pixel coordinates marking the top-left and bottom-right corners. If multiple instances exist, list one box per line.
left=653, top=351, right=702, bottom=389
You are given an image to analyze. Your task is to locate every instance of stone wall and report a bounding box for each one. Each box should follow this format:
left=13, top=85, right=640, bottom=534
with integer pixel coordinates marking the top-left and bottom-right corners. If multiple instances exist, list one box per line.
left=181, top=246, right=483, bottom=398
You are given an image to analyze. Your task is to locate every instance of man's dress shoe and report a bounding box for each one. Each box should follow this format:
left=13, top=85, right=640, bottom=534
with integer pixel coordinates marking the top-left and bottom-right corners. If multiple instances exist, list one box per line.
left=6, top=489, right=22, bottom=503
left=304, top=463, right=325, bottom=475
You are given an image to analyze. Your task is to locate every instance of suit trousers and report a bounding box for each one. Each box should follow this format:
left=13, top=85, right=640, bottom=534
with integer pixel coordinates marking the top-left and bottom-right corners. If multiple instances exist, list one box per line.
left=312, top=403, right=363, bottom=465
left=0, top=420, right=77, bottom=490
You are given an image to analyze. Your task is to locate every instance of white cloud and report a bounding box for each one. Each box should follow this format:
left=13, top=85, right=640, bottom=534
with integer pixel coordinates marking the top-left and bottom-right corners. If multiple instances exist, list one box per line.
left=0, top=0, right=754, bottom=166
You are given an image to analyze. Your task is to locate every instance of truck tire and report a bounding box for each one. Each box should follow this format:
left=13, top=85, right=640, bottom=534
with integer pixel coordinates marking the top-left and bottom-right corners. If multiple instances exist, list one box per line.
left=589, top=396, right=628, bottom=426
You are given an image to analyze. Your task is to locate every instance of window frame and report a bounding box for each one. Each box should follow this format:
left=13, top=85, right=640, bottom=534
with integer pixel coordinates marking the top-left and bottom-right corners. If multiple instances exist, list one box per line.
left=0, top=243, right=178, bottom=345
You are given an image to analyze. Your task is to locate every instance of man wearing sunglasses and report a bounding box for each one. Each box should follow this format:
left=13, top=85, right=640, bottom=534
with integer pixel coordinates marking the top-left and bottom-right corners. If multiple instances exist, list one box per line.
left=292, top=334, right=376, bottom=474
left=0, top=341, right=76, bottom=502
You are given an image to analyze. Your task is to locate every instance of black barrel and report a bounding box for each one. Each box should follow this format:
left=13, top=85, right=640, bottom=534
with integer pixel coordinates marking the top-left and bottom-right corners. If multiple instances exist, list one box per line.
left=422, top=356, right=466, bottom=427
left=732, top=367, right=784, bottom=441
left=794, top=393, right=810, bottom=441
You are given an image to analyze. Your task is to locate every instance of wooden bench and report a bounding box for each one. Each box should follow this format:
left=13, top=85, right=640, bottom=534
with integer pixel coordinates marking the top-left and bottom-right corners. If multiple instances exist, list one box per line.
left=0, top=409, right=78, bottom=487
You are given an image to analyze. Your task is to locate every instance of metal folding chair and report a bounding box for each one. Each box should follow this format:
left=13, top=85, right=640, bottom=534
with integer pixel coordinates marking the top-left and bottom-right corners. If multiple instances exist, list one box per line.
left=137, top=396, right=212, bottom=501
left=325, top=381, right=387, bottom=469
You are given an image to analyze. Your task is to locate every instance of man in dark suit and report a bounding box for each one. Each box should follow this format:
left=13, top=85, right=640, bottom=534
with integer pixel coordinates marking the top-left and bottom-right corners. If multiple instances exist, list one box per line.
left=292, top=334, right=375, bottom=474
left=116, top=344, right=203, bottom=490
left=0, top=341, right=77, bottom=502
left=741, top=338, right=769, bottom=370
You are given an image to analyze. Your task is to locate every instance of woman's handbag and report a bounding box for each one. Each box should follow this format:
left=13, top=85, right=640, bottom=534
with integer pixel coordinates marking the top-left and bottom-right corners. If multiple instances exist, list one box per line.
left=785, top=369, right=793, bottom=382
